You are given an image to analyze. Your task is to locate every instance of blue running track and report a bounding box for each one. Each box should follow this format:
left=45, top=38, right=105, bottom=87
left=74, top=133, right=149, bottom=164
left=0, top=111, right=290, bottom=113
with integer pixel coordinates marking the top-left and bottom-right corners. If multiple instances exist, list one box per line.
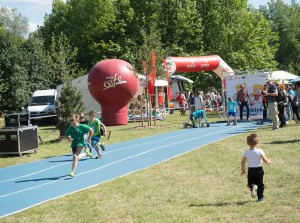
left=0, top=122, right=265, bottom=218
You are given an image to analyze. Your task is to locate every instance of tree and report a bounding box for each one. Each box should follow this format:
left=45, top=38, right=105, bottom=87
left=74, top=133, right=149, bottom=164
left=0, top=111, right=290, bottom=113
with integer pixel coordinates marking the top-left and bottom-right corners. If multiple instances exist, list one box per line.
left=56, top=81, right=85, bottom=136
left=259, top=0, right=300, bottom=75
left=48, top=33, right=84, bottom=87
left=0, top=6, right=29, bottom=38
left=0, top=25, right=28, bottom=111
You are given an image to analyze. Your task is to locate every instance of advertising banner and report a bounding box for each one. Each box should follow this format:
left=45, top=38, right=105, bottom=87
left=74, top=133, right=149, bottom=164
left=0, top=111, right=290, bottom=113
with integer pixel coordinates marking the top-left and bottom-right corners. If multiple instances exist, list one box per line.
left=225, top=73, right=268, bottom=119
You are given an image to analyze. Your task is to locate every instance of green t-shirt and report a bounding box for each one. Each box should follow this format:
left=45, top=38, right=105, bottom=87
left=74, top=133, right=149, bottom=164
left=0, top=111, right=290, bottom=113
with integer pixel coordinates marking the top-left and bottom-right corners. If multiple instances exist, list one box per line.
left=65, top=124, right=91, bottom=148
left=88, top=118, right=102, bottom=137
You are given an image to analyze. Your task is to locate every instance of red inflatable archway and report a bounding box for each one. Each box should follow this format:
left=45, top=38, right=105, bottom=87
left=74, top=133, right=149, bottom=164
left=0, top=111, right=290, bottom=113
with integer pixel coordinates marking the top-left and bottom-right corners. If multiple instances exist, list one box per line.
left=166, top=55, right=235, bottom=77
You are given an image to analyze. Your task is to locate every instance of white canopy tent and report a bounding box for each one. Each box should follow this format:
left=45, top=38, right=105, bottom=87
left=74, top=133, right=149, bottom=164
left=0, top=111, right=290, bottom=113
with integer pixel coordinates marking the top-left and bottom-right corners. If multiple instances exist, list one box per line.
left=271, top=70, right=299, bottom=82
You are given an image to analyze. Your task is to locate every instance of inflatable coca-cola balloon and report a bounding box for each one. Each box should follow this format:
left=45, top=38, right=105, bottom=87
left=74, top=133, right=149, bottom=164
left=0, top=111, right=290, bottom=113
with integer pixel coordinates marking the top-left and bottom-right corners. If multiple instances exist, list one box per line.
left=88, top=59, right=138, bottom=126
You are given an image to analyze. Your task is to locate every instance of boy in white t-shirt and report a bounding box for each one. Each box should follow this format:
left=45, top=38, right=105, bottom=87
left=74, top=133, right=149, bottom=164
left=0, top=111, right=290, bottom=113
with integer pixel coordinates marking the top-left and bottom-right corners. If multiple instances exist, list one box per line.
left=241, top=133, right=272, bottom=202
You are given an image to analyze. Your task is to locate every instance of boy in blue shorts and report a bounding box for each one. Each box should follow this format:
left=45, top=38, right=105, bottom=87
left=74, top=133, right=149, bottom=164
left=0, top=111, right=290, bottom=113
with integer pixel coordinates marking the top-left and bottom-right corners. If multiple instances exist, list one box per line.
left=87, top=111, right=107, bottom=159
left=189, top=109, right=210, bottom=128
left=226, top=97, right=237, bottom=126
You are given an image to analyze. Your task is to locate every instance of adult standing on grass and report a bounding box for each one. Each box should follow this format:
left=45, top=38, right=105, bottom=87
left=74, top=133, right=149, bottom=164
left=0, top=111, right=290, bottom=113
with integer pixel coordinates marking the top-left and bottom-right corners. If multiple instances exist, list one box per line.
left=263, top=80, right=279, bottom=130
left=241, top=133, right=272, bottom=202
left=65, top=114, right=93, bottom=177
left=236, top=84, right=252, bottom=121
left=176, top=92, right=187, bottom=115
left=87, top=110, right=106, bottom=159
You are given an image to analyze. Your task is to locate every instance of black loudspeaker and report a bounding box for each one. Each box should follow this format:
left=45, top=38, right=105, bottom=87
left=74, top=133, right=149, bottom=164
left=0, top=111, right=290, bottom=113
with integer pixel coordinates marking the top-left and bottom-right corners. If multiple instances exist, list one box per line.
left=4, top=113, right=30, bottom=128
left=0, top=126, right=38, bottom=156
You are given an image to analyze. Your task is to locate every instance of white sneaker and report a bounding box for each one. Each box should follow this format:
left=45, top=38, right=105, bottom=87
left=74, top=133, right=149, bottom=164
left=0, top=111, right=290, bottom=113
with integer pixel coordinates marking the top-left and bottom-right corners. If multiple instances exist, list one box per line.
left=251, top=184, right=258, bottom=198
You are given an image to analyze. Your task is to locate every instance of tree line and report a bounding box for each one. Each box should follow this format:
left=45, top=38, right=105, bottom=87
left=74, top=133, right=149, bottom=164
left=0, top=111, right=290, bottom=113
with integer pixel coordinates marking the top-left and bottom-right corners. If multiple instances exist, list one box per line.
left=0, top=0, right=299, bottom=112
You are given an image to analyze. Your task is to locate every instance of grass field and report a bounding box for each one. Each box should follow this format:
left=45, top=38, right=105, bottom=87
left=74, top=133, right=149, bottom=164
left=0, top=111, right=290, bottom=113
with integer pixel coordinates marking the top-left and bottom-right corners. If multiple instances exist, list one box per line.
left=0, top=112, right=299, bottom=223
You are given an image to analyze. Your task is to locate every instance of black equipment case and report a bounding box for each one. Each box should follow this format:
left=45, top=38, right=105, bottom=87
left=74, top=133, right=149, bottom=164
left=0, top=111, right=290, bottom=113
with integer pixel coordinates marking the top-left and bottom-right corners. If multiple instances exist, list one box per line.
left=0, top=126, right=38, bottom=156
left=4, top=113, right=30, bottom=128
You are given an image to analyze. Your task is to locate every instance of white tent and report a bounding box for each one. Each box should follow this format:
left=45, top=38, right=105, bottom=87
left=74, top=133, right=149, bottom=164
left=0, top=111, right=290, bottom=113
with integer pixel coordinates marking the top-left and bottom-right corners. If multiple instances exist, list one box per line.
left=57, top=74, right=193, bottom=113
left=271, top=70, right=299, bottom=81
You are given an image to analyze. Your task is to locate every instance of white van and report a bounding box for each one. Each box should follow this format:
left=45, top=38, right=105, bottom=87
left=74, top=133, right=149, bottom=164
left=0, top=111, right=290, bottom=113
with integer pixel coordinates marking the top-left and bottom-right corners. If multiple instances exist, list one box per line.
left=27, top=89, right=58, bottom=123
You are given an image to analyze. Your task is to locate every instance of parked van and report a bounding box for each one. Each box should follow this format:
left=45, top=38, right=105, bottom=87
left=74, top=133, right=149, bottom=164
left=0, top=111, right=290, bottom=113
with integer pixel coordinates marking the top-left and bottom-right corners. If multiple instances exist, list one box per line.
left=27, top=89, right=58, bottom=123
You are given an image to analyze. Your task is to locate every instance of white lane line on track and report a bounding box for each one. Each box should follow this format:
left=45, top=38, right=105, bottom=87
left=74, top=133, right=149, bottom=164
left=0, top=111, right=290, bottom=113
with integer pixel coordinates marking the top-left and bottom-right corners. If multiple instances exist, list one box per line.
left=0, top=163, right=70, bottom=184
left=0, top=125, right=230, bottom=183
left=0, top=127, right=233, bottom=199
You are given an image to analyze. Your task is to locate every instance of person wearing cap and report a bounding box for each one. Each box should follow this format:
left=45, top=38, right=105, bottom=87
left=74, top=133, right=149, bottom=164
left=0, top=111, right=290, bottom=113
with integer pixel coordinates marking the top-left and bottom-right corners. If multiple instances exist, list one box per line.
left=263, top=80, right=279, bottom=130
left=236, top=84, right=252, bottom=121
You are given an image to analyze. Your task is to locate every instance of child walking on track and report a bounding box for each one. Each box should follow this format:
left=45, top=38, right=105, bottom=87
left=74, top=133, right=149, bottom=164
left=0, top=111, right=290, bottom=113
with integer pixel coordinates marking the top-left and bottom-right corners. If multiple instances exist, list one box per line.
left=65, top=114, right=94, bottom=177
left=241, top=133, right=272, bottom=202
left=87, top=111, right=107, bottom=159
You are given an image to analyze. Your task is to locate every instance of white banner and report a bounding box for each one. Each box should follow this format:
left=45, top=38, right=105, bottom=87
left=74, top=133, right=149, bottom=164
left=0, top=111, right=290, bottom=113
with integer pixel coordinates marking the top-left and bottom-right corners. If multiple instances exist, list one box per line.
left=225, top=74, right=268, bottom=119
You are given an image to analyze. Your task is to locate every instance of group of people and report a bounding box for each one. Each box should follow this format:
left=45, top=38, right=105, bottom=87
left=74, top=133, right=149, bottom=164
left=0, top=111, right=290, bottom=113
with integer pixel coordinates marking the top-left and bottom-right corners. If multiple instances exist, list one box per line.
left=65, top=111, right=107, bottom=177
left=262, top=80, right=300, bottom=130
left=225, top=80, right=300, bottom=129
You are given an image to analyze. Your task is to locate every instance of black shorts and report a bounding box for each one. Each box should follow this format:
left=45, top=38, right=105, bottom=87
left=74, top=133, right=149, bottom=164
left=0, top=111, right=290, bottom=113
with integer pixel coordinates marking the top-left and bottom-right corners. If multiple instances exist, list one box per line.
left=72, top=146, right=84, bottom=156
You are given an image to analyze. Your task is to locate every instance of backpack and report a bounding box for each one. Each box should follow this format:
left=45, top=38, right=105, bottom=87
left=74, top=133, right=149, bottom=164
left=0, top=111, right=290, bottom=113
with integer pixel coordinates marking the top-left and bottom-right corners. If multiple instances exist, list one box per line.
left=276, top=87, right=287, bottom=103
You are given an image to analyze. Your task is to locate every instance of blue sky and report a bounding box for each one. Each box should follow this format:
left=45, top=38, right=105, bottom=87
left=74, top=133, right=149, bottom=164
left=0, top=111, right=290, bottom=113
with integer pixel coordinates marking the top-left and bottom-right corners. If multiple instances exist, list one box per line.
left=0, top=0, right=299, bottom=33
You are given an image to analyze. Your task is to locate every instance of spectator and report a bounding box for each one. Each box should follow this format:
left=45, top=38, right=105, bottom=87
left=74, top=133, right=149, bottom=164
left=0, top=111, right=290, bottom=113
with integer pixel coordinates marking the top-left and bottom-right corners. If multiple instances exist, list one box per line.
left=263, top=80, right=279, bottom=130
left=236, top=84, right=252, bottom=121
left=176, top=92, right=187, bottom=115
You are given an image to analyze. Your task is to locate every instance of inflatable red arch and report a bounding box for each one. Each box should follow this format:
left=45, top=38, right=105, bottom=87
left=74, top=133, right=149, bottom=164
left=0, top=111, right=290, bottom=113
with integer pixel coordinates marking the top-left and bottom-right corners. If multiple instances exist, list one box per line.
left=166, top=55, right=235, bottom=77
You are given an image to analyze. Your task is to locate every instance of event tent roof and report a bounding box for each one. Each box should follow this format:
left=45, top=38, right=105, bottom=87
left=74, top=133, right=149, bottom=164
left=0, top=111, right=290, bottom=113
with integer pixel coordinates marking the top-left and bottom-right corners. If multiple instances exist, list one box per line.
left=271, top=70, right=299, bottom=80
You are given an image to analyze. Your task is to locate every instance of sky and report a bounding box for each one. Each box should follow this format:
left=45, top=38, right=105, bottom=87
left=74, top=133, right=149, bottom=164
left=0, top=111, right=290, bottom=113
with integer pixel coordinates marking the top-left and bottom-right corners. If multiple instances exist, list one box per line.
left=0, top=0, right=299, bottom=33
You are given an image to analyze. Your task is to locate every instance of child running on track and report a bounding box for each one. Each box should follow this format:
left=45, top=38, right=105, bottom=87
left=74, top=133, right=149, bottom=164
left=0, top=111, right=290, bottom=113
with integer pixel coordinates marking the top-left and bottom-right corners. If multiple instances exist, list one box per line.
left=226, top=97, right=237, bottom=126
left=241, top=133, right=272, bottom=202
left=65, top=114, right=93, bottom=177
left=87, top=111, right=107, bottom=159
left=189, top=109, right=210, bottom=128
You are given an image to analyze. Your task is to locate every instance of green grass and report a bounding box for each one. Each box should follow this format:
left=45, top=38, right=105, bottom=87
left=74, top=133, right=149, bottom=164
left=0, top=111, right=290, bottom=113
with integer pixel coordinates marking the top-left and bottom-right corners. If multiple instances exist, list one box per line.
left=1, top=112, right=299, bottom=223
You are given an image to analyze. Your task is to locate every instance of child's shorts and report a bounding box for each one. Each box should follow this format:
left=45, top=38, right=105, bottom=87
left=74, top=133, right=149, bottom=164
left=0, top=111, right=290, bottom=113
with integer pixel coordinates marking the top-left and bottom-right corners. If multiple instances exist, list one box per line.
left=228, top=112, right=236, bottom=117
left=91, top=136, right=100, bottom=147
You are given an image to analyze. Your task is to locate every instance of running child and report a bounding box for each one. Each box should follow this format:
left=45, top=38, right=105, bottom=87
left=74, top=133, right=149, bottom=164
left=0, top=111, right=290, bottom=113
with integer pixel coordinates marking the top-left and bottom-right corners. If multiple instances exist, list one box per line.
left=241, top=133, right=272, bottom=202
left=189, top=109, right=210, bottom=128
left=65, top=114, right=93, bottom=177
left=87, top=111, right=107, bottom=159
left=226, top=97, right=237, bottom=126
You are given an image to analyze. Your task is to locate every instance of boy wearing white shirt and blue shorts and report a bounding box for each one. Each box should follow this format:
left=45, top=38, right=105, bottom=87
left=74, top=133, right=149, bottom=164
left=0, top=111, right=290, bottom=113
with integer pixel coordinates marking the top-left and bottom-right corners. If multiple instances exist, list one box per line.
left=241, top=133, right=272, bottom=202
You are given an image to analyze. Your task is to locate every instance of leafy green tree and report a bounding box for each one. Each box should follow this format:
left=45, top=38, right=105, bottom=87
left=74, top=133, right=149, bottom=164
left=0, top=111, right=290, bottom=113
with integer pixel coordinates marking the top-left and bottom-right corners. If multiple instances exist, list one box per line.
left=21, top=33, right=55, bottom=94
left=48, top=33, right=84, bottom=87
left=0, top=6, right=29, bottom=38
left=0, top=25, right=28, bottom=111
left=259, top=0, right=300, bottom=75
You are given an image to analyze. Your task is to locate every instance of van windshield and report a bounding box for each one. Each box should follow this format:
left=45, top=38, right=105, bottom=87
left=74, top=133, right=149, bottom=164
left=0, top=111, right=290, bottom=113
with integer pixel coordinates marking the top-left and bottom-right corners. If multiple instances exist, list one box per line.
left=29, top=96, right=55, bottom=106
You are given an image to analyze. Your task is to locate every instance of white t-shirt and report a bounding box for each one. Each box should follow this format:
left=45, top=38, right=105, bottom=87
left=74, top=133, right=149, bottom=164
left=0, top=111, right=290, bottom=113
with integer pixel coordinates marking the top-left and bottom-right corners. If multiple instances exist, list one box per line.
left=243, top=148, right=265, bottom=168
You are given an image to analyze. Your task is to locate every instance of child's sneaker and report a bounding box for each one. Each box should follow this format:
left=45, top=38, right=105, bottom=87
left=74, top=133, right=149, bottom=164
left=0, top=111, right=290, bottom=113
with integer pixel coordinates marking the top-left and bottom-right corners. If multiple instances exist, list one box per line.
left=226, top=122, right=230, bottom=126
left=233, top=122, right=237, bottom=125
left=86, top=149, right=93, bottom=158
left=100, top=143, right=106, bottom=151
left=251, top=184, right=258, bottom=198
left=69, top=171, right=75, bottom=177
left=258, top=197, right=264, bottom=202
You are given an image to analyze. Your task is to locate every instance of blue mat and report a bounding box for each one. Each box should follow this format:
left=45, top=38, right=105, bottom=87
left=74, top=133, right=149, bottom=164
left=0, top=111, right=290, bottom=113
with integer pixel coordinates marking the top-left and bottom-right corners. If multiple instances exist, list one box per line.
left=0, top=122, right=266, bottom=218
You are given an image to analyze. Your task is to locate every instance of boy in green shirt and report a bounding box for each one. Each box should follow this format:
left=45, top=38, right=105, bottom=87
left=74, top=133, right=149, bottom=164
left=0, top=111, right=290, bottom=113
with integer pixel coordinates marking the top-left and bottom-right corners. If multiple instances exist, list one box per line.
left=65, top=114, right=93, bottom=177
left=88, top=111, right=107, bottom=159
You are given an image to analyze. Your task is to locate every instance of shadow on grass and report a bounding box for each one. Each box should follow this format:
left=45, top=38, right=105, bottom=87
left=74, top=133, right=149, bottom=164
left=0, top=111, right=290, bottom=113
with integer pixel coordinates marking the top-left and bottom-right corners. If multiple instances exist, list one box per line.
left=266, top=139, right=300, bottom=144
left=189, top=200, right=254, bottom=207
